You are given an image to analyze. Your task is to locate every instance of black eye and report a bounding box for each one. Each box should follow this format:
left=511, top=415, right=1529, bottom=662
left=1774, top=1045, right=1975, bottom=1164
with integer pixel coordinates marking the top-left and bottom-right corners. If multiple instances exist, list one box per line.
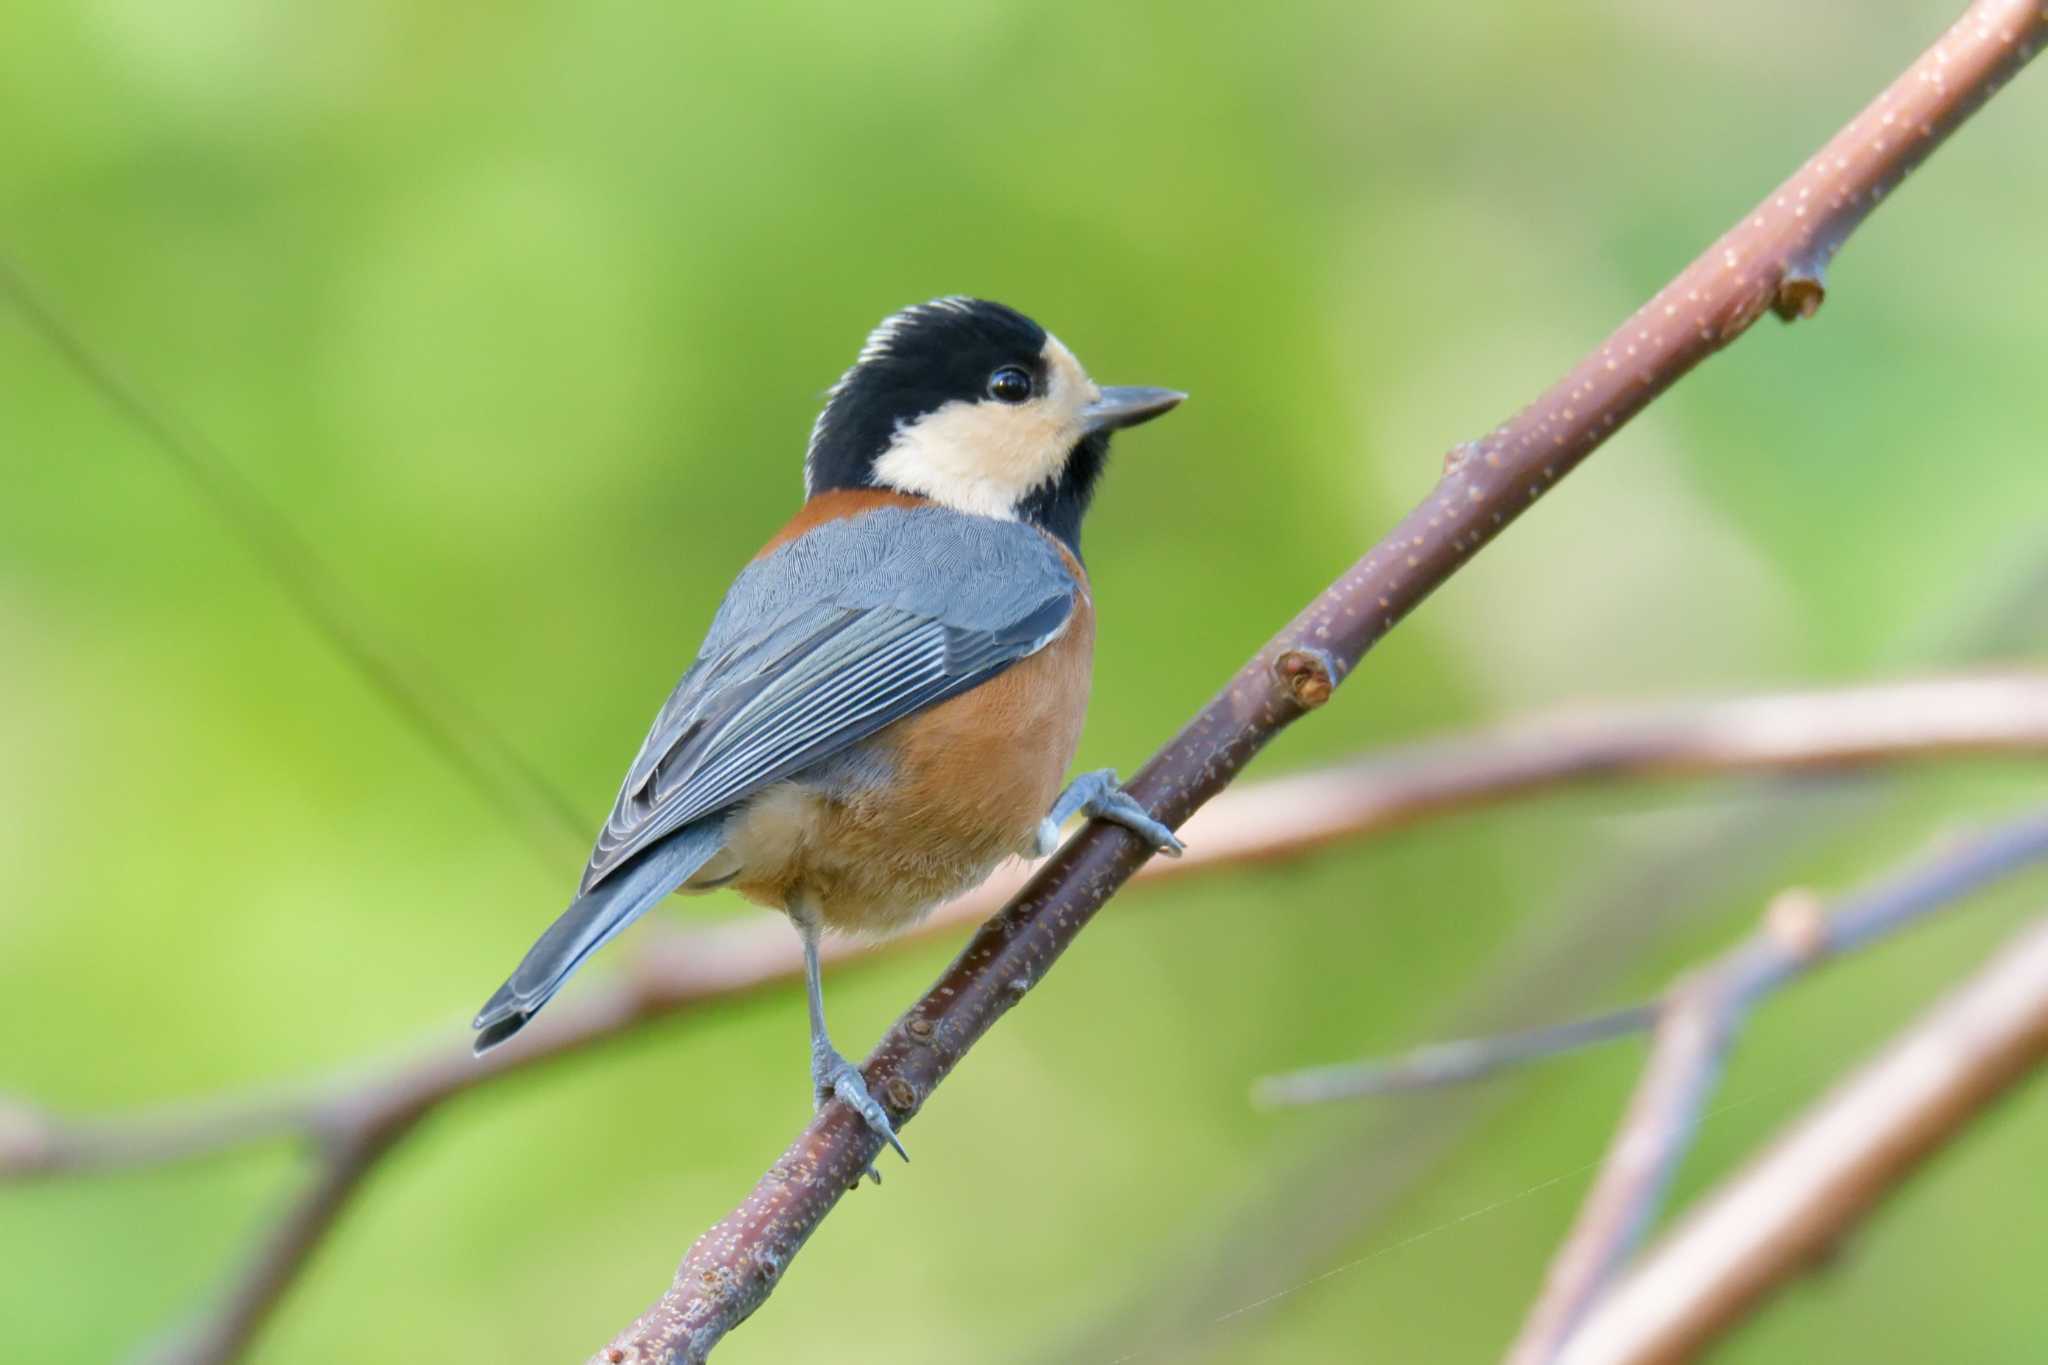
left=986, top=365, right=1034, bottom=404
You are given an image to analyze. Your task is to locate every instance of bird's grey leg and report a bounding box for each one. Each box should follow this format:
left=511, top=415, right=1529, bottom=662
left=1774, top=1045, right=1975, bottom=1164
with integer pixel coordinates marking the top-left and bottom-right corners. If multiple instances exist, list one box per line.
left=791, top=897, right=907, bottom=1173
left=1034, top=768, right=1186, bottom=859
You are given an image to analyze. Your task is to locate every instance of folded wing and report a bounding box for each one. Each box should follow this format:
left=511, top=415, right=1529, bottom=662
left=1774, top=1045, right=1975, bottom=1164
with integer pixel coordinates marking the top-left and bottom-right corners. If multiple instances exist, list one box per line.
left=580, top=504, right=1078, bottom=892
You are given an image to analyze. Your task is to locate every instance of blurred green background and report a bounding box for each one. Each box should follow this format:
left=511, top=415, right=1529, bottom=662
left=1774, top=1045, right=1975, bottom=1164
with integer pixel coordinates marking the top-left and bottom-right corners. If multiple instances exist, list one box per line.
left=4, top=1, right=2046, bottom=1360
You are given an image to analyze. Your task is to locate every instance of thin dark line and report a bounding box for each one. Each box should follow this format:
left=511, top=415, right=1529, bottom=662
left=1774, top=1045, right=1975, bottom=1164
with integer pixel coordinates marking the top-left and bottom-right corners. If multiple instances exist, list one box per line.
left=2, top=254, right=590, bottom=871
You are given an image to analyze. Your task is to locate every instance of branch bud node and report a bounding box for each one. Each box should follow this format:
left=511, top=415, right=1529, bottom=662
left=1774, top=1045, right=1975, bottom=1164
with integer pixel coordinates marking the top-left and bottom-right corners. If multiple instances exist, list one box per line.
left=1773, top=273, right=1826, bottom=321
left=1275, top=648, right=1338, bottom=709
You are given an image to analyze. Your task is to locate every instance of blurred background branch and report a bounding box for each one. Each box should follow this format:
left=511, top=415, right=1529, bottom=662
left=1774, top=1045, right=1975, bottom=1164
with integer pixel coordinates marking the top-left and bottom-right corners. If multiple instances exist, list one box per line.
left=1255, top=1001, right=1662, bottom=1106
left=13, top=670, right=2048, bottom=1178
left=1505, top=808, right=2048, bottom=1364
left=1559, top=912, right=2048, bottom=1365
left=7, top=671, right=2042, bottom=1361
left=1259, top=770, right=2048, bottom=1109
left=1057, top=545, right=2048, bottom=1365
left=0, top=257, right=590, bottom=872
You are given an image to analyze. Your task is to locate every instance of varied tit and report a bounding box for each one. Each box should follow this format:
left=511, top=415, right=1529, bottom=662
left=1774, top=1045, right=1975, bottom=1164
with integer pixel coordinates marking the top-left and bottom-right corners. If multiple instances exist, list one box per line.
left=472, top=297, right=1185, bottom=1160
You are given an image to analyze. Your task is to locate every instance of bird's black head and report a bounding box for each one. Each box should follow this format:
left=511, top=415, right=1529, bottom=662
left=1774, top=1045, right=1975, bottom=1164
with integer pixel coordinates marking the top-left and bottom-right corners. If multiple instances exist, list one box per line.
left=804, top=297, right=1183, bottom=555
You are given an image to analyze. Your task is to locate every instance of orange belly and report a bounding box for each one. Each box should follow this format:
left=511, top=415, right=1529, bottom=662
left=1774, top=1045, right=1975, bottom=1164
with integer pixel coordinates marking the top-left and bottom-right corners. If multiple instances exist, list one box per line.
left=724, top=586, right=1094, bottom=936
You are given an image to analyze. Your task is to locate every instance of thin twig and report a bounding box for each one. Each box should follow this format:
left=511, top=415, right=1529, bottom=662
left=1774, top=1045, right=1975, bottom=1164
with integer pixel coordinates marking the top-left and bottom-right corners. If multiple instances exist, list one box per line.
left=1055, top=780, right=1888, bottom=1365
left=1556, top=913, right=2048, bottom=1365
left=9, top=672, right=2041, bottom=1185
left=1070, top=535, right=2048, bottom=1365
left=0, top=671, right=2036, bottom=1365
left=49, top=673, right=2020, bottom=1360
left=595, top=7, right=2048, bottom=1358
left=1253, top=1003, right=1659, bottom=1106
left=0, top=737, right=1826, bottom=1365
left=144, top=1130, right=401, bottom=1365
left=1502, top=806, right=2048, bottom=1365
left=0, top=255, right=590, bottom=870
left=0, top=675, right=2007, bottom=1365
left=1203, top=672, right=2048, bottom=868
left=0, top=674, right=2031, bottom=1363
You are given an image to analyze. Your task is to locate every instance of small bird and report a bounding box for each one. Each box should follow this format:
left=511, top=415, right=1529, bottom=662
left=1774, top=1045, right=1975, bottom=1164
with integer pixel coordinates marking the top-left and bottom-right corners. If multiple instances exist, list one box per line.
left=472, top=297, right=1184, bottom=1159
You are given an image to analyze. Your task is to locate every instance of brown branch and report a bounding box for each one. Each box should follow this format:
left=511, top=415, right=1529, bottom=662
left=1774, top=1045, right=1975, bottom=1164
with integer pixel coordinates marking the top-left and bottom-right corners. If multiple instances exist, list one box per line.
left=10, top=672, right=2040, bottom=1185
left=1073, top=531, right=2048, bottom=1364
left=144, top=1128, right=402, bottom=1365
left=0, top=674, right=2027, bottom=1365
left=0, top=673, right=2029, bottom=1362
left=1060, top=781, right=1888, bottom=1364
left=0, top=4, right=2030, bottom=1357
left=594, top=7, right=2048, bottom=1359
left=1556, top=913, right=2048, bottom=1365
left=1126, top=671, right=2048, bottom=880
left=1262, top=665, right=2048, bottom=1103
left=1503, top=807, right=2048, bottom=1365
left=15, top=0, right=2046, bottom=1334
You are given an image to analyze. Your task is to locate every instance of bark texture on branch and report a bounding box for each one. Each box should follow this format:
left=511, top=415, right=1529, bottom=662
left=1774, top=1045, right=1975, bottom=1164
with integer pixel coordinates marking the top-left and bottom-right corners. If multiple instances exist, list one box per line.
left=596, top=5, right=2048, bottom=1359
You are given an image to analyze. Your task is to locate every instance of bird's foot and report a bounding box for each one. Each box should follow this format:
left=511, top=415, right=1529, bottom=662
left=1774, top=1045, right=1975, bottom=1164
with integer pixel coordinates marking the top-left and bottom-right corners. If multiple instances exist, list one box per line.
left=812, top=1044, right=908, bottom=1178
left=1038, top=768, right=1185, bottom=858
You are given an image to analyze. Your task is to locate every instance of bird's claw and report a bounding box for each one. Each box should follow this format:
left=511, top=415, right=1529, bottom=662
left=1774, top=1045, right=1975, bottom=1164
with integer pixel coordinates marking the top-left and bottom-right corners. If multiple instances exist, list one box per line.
left=813, top=1048, right=909, bottom=1170
left=1087, top=784, right=1186, bottom=857
left=1040, top=768, right=1186, bottom=859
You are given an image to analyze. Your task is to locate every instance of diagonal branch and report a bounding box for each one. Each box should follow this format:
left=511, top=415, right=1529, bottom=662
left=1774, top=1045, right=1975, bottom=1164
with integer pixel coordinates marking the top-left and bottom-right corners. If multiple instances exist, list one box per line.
left=144, top=1127, right=404, bottom=1365
left=1057, top=785, right=1877, bottom=1365
left=0, top=673, right=2036, bottom=1363
left=11, top=672, right=2041, bottom=1185
left=1502, top=807, right=2048, bottom=1365
left=0, top=674, right=2038, bottom=1365
left=1069, top=544, right=2048, bottom=1365
left=1556, top=912, right=2048, bottom=1365
left=595, top=6, right=2048, bottom=1359
left=1261, top=667, right=2048, bottom=1103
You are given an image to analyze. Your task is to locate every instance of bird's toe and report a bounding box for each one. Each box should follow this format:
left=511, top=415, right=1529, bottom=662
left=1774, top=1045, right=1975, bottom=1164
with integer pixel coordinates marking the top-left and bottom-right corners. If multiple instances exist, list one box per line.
left=812, top=1050, right=910, bottom=1166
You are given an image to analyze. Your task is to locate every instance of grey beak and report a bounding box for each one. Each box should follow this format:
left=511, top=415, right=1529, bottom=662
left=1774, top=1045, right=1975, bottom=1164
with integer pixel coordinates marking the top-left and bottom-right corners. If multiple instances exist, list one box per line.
left=1082, top=385, right=1186, bottom=434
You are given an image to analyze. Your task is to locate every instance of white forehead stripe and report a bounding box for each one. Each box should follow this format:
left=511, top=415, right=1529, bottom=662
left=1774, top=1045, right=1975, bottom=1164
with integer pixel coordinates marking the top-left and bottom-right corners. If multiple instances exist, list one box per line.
left=854, top=295, right=977, bottom=367
left=806, top=297, right=984, bottom=493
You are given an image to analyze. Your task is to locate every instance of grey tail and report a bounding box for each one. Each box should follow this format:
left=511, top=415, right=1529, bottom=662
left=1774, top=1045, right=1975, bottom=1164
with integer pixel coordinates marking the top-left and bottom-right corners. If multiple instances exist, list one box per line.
left=471, top=820, right=727, bottom=1054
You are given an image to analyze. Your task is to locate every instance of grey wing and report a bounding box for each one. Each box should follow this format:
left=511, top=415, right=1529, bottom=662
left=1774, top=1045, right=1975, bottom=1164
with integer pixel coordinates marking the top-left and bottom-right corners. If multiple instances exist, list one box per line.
left=579, top=506, right=1079, bottom=893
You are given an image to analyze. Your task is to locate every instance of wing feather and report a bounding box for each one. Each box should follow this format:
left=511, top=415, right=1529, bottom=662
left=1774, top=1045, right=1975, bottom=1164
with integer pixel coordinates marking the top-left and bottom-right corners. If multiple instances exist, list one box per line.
left=579, top=506, right=1076, bottom=892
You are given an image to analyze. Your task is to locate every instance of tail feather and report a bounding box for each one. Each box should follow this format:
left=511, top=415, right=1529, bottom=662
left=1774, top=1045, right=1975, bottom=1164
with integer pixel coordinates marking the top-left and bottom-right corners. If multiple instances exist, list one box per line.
left=472, top=820, right=727, bottom=1053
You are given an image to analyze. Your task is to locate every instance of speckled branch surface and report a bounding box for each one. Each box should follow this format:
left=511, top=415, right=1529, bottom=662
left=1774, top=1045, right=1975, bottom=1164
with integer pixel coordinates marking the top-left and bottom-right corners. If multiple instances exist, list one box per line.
left=597, top=5, right=2048, bottom=1359
left=1558, top=912, right=2048, bottom=1365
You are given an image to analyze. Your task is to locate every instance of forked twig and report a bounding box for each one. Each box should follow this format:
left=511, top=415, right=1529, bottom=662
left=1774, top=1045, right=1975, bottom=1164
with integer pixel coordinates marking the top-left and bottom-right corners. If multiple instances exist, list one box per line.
left=1557, top=913, right=2048, bottom=1365
left=1503, top=807, right=2048, bottom=1364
